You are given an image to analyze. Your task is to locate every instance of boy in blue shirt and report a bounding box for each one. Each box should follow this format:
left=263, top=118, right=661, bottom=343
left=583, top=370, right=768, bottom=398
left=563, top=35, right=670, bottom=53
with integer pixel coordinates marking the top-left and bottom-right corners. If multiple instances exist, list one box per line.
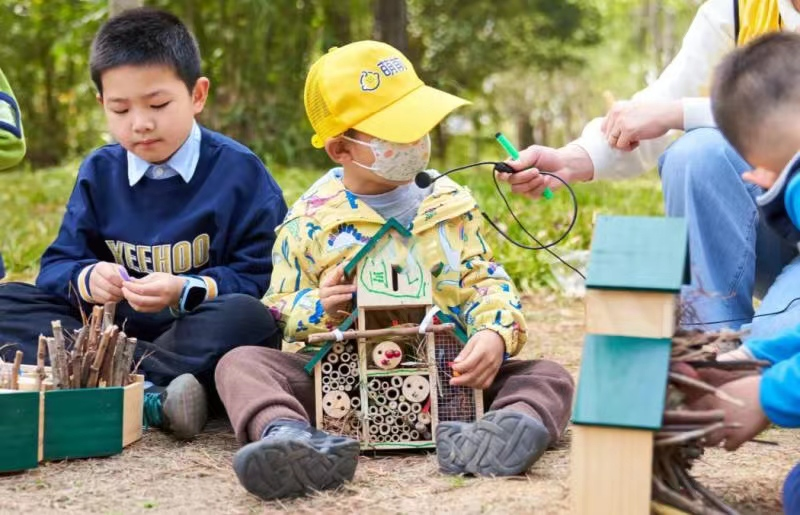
left=0, top=8, right=287, bottom=440
left=703, top=31, right=800, bottom=511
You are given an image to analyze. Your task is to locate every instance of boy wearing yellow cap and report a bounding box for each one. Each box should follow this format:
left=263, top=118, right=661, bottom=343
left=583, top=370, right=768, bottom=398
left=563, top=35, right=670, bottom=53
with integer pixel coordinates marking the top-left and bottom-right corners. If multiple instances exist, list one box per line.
left=214, top=40, right=574, bottom=500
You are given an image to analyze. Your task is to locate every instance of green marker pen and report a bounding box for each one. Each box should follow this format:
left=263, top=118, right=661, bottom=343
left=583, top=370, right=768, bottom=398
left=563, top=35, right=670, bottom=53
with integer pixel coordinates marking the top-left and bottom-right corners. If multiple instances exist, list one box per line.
left=495, top=132, right=553, bottom=199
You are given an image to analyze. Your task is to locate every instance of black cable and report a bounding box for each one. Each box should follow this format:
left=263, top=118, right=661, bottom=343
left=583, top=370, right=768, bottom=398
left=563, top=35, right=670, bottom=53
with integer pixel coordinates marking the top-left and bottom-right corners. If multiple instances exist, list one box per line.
left=432, top=160, right=585, bottom=280
left=483, top=170, right=585, bottom=279
left=683, top=296, right=800, bottom=326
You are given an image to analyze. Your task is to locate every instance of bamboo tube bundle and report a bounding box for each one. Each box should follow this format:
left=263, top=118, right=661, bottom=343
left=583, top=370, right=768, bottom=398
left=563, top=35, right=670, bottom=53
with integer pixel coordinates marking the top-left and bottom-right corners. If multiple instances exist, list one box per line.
left=653, top=328, right=767, bottom=514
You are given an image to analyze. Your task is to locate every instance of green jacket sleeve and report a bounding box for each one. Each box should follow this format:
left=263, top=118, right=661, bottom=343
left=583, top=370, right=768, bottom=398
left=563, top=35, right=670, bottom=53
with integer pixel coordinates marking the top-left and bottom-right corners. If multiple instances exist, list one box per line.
left=0, top=67, right=25, bottom=170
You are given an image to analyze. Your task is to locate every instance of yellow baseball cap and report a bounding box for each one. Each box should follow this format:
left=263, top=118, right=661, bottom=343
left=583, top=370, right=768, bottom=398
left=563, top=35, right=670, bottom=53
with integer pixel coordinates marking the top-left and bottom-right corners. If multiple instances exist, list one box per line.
left=304, top=40, right=470, bottom=148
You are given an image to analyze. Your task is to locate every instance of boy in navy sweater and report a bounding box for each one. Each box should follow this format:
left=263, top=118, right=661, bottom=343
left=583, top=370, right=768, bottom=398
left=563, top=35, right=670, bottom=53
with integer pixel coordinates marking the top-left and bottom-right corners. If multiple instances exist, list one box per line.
left=0, top=8, right=287, bottom=439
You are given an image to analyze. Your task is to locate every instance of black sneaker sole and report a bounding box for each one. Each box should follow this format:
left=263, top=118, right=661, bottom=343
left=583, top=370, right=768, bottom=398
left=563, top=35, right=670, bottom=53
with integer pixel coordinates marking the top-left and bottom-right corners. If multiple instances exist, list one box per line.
left=233, top=437, right=360, bottom=500
left=435, top=410, right=551, bottom=476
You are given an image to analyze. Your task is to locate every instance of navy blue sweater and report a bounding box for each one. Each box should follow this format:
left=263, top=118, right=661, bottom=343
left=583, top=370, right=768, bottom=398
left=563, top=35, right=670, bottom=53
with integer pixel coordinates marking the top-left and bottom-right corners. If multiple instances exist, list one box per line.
left=36, top=127, right=287, bottom=304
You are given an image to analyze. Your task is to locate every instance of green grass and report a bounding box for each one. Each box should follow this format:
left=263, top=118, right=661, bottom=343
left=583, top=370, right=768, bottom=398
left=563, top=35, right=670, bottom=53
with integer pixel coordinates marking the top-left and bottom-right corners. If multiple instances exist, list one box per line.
left=0, top=162, right=663, bottom=288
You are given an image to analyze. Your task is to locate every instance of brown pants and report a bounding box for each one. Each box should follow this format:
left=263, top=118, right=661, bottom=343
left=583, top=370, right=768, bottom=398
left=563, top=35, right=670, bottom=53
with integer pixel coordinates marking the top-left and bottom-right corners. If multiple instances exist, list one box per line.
left=215, top=346, right=574, bottom=444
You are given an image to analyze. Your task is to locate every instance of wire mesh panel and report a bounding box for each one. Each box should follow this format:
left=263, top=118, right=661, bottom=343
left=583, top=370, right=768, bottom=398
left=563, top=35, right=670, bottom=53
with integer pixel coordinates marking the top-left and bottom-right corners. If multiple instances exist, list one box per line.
left=434, top=331, right=478, bottom=423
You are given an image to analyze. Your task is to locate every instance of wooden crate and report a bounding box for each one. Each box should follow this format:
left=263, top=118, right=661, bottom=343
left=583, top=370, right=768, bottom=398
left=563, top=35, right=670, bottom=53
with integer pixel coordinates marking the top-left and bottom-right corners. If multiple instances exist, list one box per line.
left=0, top=365, right=144, bottom=470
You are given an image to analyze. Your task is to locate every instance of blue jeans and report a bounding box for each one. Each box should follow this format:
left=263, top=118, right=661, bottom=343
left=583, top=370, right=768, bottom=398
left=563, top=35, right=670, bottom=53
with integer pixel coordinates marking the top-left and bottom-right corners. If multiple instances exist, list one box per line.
left=659, top=128, right=800, bottom=339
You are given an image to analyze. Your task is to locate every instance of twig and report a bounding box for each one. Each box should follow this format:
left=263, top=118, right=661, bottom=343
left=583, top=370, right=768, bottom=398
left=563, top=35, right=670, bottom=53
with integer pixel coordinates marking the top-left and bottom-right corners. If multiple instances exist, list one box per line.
left=102, top=302, right=116, bottom=331
left=88, top=305, right=104, bottom=352
left=663, top=410, right=725, bottom=424
left=100, top=326, right=119, bottom=386
left=88, top=325, right=115, bottom=388
left=681, top=359, right=770, bottom=370
left=668, top=372, right=745, bottom=407
left=307, top=323, right=455, bottom=344
left=122, top=337, right=139, bottom=385
left=36, top=335, right=46, bottom=390
left=46, top=337, right=65, bottom=389
left=10, top=350, right=22, bottom=390
left=652, top=475, right=719, bottom=515
left=655, top=422, right=726, bottom=447
left=685, top=473, right=741, bottom=515
left=51, top=321, right=70, bottom=390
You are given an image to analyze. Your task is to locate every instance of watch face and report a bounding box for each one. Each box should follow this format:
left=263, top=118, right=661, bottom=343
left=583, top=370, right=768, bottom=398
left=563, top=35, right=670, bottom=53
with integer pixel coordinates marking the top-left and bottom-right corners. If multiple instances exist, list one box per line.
left=184, top=285, right=206, bottom=311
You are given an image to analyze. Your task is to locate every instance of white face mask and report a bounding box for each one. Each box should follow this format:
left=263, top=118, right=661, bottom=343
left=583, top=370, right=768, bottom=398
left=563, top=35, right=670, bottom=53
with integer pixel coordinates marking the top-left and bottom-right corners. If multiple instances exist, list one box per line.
left=344, top=134, right=431, bottom=182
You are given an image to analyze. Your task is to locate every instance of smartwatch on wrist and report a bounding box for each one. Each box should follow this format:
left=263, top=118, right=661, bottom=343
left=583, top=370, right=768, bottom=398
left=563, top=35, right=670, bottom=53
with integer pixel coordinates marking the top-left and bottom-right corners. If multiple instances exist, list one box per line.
left=178, top=276, right=208, bottom=314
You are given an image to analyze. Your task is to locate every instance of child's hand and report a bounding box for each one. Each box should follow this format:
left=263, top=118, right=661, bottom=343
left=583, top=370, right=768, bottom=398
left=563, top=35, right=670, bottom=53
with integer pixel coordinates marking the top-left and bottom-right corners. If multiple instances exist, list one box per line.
left=88, top=262, right=125, bottom=304
left=687, top=375, right=770, bottom=451
left=319, top=265, right=356, bottom=320
left=742, top=168, right=780, bottom=190
left=122, top=272, right=185, bottom=313
left=450, top=330, right=505, bottom=389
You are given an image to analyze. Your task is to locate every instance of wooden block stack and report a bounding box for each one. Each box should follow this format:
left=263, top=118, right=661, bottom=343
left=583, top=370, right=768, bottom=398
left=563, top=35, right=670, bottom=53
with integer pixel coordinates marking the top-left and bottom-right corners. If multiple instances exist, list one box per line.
left=571, top=216, right=690, bottom=515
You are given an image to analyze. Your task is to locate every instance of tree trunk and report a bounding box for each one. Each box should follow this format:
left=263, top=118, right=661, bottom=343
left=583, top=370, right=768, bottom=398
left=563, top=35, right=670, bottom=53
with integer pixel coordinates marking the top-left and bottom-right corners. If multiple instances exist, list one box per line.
left=373, top=0, right=408, bottom=54
left=323, top=3, right=352, bottom=48
left=516, top=114, right=535, bottom=150
left=109, top=0, right=142, bottom=17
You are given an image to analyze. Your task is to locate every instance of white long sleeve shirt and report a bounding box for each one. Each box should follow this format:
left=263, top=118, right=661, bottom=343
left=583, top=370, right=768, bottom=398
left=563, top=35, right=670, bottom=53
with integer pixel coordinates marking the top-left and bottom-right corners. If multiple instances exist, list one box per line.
left=577, top=0, right=800, bottom=181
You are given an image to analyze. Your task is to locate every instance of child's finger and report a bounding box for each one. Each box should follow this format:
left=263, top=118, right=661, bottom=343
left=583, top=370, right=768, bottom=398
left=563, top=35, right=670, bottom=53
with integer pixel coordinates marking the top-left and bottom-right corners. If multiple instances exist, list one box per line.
left=452, top=345, right=482, bottom=374
left=321, top=293, right=354, bottom=310
left=122, top=280, right=164, bottom=297
left=93, top=273, right=123, bottom=299
left=450, top=366, right=482, bottom=387
left=122, top=288, right=165, bottom=312
left=321, top=265, right=345, bottom=287
left=321, top=284, right=357, bottom=297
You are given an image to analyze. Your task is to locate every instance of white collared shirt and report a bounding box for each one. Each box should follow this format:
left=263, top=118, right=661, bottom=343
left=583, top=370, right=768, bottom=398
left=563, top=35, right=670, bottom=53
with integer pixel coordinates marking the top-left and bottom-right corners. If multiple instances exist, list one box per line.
left=126, top=121, right=201, bottom=186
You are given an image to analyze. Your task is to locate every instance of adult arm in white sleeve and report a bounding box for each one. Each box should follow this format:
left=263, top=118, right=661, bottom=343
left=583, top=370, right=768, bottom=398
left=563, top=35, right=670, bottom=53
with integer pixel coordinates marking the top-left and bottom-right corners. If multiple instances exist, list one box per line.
left=573, top=0, right=736, bottom=181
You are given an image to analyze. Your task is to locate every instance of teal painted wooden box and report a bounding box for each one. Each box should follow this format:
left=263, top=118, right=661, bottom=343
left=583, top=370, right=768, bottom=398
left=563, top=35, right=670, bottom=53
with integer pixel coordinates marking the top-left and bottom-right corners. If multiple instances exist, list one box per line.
left=43, top=375, right=144, bottom=461
left=0, top=390, right=40, bottom=473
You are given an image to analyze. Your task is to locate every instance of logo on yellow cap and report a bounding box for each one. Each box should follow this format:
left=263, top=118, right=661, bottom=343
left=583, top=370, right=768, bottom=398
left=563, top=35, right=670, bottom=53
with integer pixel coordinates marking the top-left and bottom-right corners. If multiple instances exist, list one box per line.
left=360, top=71, right=380, bottom=92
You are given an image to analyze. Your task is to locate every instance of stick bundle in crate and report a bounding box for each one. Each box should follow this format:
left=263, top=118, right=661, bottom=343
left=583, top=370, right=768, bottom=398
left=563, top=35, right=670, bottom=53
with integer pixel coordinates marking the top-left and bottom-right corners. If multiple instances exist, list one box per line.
left=654, top=329, right=769, bottom=515
left=42, top=302, right=138, bottom=389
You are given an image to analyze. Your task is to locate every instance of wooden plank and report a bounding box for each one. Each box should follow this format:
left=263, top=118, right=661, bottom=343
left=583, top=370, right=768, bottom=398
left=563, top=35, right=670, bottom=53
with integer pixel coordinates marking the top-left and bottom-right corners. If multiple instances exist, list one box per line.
left=426, top=331, right=439, bottom=437
left=572, top=334, right=671, bottom=429
left=122, top=374, right=144, bottom=447
left=358, top=307, right=370, bottom=444
left=586, top=216, right=689, bottom=293
left=585, top=289, right=677, bottom=339
left=571, top=425, right=653, bottom=515
left=360, top=441, right=436, bottom=451
left=314, top=363, right=323, bottom=430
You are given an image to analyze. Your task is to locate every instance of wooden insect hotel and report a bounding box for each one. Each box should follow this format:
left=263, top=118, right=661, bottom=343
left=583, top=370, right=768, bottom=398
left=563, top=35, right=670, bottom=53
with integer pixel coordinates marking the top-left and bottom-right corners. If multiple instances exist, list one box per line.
left=304, top=218, right=483, bottom=449
left=0, top=304, right=144, bottom=473
left=571, top=216, right=690, bottom=514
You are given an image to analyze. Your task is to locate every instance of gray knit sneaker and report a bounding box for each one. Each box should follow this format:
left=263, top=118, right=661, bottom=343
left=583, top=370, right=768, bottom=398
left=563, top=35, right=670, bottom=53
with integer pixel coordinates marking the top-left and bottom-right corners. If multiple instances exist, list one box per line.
left=435, top=410, right=551, bottom=476
left=143, top=374, right=207, bottom=440
left=233, top=419, right=360, bottom=500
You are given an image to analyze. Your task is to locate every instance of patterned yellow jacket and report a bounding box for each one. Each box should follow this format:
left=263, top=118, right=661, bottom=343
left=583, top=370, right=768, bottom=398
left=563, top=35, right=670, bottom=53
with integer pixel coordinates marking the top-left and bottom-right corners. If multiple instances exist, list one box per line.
left=264, top=169, right=527, bottom=355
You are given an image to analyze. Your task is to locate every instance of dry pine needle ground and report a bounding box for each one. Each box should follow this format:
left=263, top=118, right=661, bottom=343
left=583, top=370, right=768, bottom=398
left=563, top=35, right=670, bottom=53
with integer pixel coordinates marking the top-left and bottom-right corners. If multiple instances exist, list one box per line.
left=1, top=296, right=797, bottom=514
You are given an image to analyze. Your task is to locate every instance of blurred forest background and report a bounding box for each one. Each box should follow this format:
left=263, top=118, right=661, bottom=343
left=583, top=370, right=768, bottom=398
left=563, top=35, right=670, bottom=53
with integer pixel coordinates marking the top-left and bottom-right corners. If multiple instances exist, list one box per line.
left=0, top=0, right=699, bottom=286
left=0, top=0, right=700, bottom=168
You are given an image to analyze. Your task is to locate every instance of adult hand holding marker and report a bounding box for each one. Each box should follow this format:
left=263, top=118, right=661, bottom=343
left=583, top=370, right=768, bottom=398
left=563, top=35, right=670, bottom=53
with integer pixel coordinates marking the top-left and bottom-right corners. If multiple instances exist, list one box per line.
left=495, top=132, right=553, bottom=200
